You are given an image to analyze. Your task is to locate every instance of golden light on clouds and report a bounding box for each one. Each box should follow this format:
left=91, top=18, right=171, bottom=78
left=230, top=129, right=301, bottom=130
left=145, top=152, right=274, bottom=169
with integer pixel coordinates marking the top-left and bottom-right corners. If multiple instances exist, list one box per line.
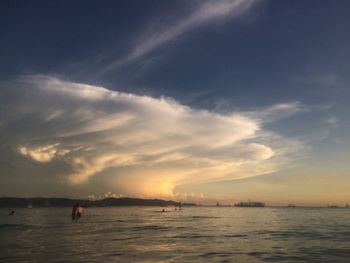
left=2, top=76, right=303, bottom=197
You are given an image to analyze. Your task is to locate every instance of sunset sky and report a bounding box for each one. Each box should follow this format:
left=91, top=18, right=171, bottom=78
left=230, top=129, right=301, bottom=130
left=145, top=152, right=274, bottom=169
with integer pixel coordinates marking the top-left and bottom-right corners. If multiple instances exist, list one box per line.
left=1, top=0, right=349, bottom=205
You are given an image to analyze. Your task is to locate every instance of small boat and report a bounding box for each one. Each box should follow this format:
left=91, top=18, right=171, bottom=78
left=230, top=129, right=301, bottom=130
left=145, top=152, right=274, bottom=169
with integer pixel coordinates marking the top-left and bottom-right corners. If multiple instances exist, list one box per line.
left=327, top=205, right=338, bottom=208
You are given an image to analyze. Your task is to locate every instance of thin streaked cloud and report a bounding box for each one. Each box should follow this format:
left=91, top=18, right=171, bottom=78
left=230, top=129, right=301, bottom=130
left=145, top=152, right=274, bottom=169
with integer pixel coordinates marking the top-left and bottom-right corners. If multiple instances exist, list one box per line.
left=99, top=0, right=259, bottom=75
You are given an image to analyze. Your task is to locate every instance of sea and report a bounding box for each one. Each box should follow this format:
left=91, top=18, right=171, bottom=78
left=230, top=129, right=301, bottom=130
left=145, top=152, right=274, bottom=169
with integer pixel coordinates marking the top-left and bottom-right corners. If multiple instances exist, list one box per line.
left=1, top=207, right=350, bottom=262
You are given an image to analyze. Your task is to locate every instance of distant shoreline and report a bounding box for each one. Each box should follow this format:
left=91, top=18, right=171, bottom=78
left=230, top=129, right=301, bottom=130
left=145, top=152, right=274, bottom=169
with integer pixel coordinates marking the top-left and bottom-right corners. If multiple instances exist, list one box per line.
left=0, top=197, right=197, bottom=208
left=1, top=197, right=348, bottom=209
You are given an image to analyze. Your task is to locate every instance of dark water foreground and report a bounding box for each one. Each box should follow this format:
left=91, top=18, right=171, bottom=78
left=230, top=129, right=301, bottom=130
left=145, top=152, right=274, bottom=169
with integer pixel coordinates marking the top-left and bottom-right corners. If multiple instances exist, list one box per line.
left=1, top=207, right=350, bottom=262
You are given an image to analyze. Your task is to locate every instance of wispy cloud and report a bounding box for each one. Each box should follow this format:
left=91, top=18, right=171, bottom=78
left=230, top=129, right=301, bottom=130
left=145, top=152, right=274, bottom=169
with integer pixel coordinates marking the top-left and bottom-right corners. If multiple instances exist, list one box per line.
left=99, top=0, right=259, bottom=74
left=244, top=102, right=303, bottom=122
left=0, top=75, right=301, bottom=197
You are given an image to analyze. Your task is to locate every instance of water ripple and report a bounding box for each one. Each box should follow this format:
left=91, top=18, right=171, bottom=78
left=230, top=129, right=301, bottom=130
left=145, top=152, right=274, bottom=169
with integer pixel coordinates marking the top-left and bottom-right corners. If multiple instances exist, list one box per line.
left=1, top=207, right=350, bottom=262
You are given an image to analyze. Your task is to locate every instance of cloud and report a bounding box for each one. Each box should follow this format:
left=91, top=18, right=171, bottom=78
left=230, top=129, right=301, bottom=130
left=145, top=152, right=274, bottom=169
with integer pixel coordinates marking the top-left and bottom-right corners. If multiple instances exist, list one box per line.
left=18, top=143, right=69, bottom=163
left=243, top=102, right=303, bottom=122
left=0, top=76, right=301, bottom=197
left=100, top=0, right=259, bottom=74
left=323, top=116, right=338, bottom=125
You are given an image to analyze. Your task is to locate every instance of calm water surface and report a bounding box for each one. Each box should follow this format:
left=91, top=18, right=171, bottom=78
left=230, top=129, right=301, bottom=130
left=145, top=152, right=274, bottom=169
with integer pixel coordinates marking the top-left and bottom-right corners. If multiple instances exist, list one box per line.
left=1, top=207, right=350, bottom=262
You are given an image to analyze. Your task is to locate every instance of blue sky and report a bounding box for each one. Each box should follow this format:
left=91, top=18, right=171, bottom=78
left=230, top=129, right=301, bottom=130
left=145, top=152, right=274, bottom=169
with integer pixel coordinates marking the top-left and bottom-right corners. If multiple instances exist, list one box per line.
left=0, top=0, right=349, bottom=205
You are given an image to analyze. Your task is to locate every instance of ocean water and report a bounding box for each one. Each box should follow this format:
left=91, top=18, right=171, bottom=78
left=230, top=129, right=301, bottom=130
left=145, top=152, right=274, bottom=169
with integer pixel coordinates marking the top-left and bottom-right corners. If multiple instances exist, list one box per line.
left=1, top=207, right=350, bottom=263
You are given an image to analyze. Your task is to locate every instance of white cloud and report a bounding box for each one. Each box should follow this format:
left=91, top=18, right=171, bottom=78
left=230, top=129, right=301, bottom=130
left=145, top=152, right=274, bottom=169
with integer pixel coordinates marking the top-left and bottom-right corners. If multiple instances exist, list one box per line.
left=100, top=0, right=259, bottom=73
left=244, top=102, right=303, bottom=122
left=1, top=76, right=302, bottom=197
left=323, top=116, right=338, bottom=125
left=19, top=143, right=70, bottom=163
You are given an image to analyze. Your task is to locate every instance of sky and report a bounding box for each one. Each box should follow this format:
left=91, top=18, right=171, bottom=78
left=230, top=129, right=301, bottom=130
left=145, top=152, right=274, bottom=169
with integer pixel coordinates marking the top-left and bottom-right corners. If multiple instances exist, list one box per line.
left=1, top=0, right=349, bottom=205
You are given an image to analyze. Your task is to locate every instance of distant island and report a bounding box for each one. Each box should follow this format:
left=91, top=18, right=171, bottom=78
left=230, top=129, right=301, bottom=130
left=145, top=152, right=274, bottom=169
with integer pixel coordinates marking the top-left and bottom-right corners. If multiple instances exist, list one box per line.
left=0, top=197, right=197, bottom=208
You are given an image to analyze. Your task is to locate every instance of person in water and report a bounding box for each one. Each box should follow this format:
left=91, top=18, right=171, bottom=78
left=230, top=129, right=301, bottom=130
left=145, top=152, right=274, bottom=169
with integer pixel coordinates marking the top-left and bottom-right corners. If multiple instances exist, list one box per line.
left=76, top=205, right=83, bottom=219
left=71, top=204, right=83, bottom=220
left=71, top=204, right=78, bottom=220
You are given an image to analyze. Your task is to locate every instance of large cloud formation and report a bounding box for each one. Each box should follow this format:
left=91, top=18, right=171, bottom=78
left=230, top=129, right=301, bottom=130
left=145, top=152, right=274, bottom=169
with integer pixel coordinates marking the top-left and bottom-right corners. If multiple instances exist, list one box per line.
left=0, top=76, right=301, bottom=197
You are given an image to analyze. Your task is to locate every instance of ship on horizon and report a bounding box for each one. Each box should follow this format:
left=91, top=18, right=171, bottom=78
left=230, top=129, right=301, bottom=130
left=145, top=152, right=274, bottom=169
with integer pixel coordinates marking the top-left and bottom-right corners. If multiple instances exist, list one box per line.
left=234, top=201, right=265, bottom=207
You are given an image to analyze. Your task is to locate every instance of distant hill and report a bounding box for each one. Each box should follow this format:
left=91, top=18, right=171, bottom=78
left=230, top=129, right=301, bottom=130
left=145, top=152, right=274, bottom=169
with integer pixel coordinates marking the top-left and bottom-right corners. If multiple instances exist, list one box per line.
left=0, top=197, right=196, bottom=207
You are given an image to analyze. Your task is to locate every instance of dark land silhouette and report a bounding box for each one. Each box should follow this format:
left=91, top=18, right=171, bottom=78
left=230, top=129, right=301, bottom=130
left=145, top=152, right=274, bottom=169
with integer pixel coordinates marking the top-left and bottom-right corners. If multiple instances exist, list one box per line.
left=0, top=197, right=196, bottom=208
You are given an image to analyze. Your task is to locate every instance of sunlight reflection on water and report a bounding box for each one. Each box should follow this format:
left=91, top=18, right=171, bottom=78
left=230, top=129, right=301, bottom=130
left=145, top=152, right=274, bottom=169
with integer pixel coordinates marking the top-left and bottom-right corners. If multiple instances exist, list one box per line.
left=1, top=207, right=350, bottom=262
